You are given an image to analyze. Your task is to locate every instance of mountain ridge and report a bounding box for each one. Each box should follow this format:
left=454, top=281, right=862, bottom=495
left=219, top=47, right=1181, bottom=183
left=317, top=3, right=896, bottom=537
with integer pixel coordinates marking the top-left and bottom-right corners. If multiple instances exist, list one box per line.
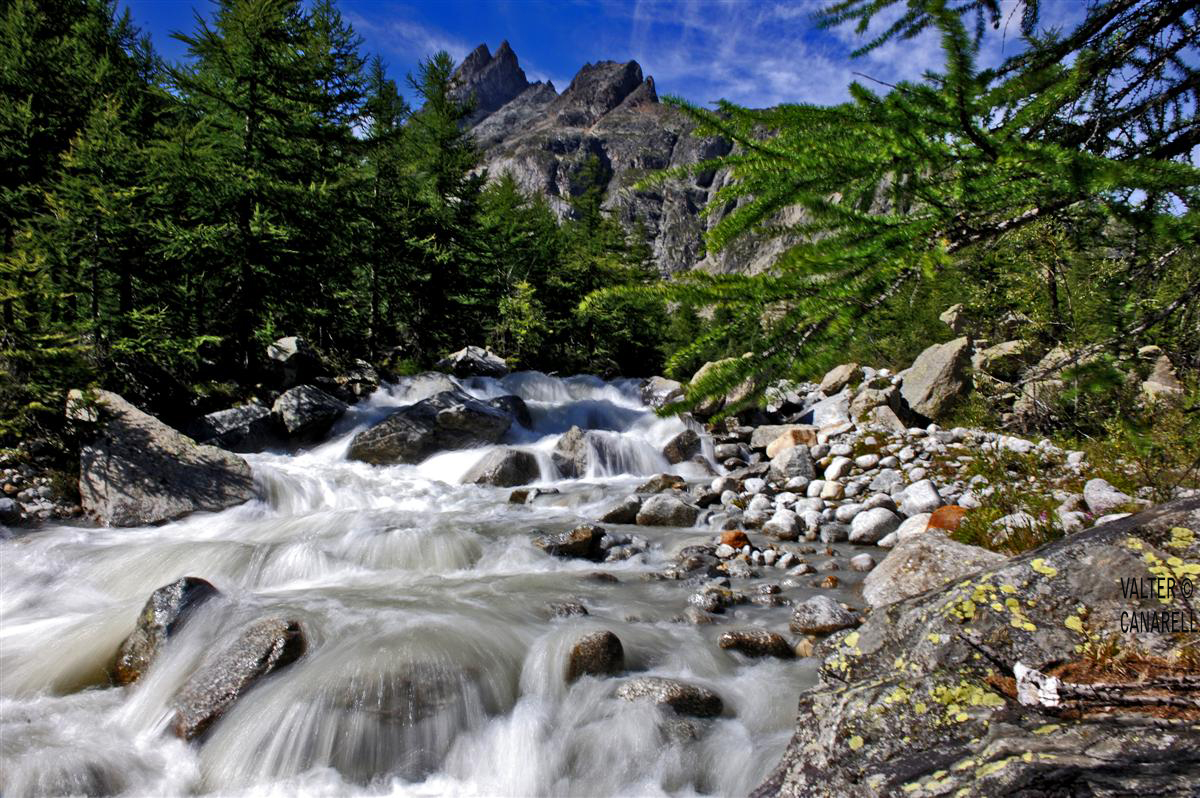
left=452, top=43, right=787, bottom=276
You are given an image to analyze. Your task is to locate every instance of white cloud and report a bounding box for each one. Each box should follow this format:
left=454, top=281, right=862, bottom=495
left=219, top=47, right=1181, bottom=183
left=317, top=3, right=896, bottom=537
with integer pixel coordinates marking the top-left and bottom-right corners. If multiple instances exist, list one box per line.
left=343, top=9, right=473, bottom=63
left=612, top=0, right=1088, bottom=109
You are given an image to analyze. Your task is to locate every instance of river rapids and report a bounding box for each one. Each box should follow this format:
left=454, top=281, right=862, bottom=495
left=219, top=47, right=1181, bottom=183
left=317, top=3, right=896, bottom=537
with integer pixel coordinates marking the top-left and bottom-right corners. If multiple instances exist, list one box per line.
left=0, top=372, right=848, bottom=797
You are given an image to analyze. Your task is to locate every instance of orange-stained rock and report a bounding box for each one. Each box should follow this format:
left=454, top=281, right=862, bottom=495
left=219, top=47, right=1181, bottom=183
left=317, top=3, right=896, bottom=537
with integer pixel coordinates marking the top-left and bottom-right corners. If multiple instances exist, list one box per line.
left=721, top=529, right=751, bottom=549
left=927, top=505, right=968, bottom=532
left=766, top=427, right=818, bottom=458
left=817, top=574, right=839, bottom=589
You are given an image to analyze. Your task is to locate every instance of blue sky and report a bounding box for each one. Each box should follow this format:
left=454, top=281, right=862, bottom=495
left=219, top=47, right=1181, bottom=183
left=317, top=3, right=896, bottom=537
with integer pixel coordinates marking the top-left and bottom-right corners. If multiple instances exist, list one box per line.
left=120, top=0, right=1084, bottom=108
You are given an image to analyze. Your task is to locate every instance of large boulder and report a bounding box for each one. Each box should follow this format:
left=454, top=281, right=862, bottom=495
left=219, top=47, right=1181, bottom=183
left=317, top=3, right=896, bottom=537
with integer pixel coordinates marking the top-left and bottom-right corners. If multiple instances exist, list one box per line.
left=333, top=358, right=380, bottom=400
left=115, top=577, right=220, bottom=685
left=266, top=336, right=328, bottom=389
left=689, top=358, right=755, bottom=418
left=462, top=448, right=540, bottom=487
left=798, top=390, right=851, bottom=427
left=662, top=428, right=701, bottom=464
left=615, top=677, right=724, bottom=718
left=1142, top=354, right=1184, bottom=403
left=635, top=493, right=700, bottom=527
left=171, top=617, right=306, bottom=740
left=641, top=376, right=684, bottom=409
left=899, top=336, right=972, bottom=420
left=1083, top=477, right=1135, bottom=516
left=70, top=390, right=257, bottom=527
left=789, top=595, right=858, bottom=635
left=971, top=339, right=1033, bottom=382
left=551, top=425, right=591, bottom=478
left=347, top=390, right=511, bottom=465
left=488, top=395, right=533, bottom=429
left=769, top=446, right=816, bottom=484
left=271, top=385, right=347, bottom=441
left=818, top=363, right=861, bottom=395
left=861, top=531, right=1004, bottom=608
left=186, top=404, right=281, bottom=453
left=848, top=507, right=900, bottom=544
left=754, top=500, right=1200, bottom=798
left=750, top=424, right=816, bottom=451
left=435, top=345, right=508, bottom=378
left=565, top=630, right=625, bottom=682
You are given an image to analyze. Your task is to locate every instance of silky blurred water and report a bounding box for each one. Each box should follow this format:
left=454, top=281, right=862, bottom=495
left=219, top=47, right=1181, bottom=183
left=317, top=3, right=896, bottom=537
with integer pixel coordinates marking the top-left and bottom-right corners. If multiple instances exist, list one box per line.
left=0, top=372, right=821, bottom=797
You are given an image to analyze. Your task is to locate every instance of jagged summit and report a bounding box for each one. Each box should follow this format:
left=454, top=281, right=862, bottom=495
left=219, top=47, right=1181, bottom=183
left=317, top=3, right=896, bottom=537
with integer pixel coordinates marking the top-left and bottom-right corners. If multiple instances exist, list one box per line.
left=548, top=59, right=651, bottom=127
left=452, top=41, right=540, bottom=126
left=459, top=43, right=755, bottom=276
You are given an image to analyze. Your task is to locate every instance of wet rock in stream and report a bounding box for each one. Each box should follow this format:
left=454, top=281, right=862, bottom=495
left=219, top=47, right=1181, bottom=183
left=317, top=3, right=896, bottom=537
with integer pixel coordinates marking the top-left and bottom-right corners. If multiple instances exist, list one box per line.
left=565, top=630, right=625, bottom=682
left=532, top=523, right=607, bottom=561
left=115, top=576, right=219, bottom=685
left=615, top=677, right=724, bottom=718
left=171, top=617, right=306, bottom=741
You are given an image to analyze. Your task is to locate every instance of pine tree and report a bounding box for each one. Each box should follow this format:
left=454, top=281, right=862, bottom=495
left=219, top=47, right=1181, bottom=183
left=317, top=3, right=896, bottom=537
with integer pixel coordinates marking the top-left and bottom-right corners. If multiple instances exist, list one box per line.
left=592, top=0, right=1199, bottom=415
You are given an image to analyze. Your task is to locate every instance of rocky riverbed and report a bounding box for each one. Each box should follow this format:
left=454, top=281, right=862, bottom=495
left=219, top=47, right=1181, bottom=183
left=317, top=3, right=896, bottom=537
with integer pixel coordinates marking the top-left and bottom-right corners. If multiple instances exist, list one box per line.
left=1, top=340, right=1196, bottom=797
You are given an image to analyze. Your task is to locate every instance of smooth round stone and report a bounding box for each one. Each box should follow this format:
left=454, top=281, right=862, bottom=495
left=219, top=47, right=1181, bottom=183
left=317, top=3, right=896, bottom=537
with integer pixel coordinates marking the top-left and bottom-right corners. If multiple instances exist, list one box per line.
left=849, top=553, right=876, bottom=572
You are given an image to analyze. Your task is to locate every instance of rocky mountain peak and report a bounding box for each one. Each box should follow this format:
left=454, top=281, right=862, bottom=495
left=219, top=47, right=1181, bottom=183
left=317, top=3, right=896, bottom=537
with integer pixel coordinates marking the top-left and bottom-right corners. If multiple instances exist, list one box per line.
left=453, top=41, right=532, bottom=125
left=550, top=59, right=649, bottom=128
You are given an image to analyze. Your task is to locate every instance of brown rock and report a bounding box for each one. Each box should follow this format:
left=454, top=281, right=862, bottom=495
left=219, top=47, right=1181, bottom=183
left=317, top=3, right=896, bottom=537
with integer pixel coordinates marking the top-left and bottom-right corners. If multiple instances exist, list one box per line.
left=765, top=427, right=818, bottom=458
left=721, top=529, right=751, bottom=549
left=718, top=629, right=795, bottom=659
left=565, top=630, right=624, bottom=682
left=927, top=505, right=968, bottom=532
left=171, top=618, right=306, bottom=740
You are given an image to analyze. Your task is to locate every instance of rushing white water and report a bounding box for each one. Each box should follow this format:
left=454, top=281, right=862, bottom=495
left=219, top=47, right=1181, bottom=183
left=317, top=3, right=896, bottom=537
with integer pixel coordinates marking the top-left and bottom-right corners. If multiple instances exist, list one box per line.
left=0, top=372, right=827, bottom=797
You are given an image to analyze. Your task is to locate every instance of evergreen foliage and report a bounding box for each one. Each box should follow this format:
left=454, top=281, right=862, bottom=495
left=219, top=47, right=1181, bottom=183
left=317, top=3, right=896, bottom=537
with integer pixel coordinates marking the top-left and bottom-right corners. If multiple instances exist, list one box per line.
left=596, top=0, right=1198, bottom=417
left=0, top=0, right=668, bottom=446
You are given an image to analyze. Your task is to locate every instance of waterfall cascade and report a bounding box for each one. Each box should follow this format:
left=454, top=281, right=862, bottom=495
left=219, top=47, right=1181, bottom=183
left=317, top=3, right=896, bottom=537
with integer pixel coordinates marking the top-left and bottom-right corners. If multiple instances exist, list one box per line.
left=0, top=372, right=819, bottom=797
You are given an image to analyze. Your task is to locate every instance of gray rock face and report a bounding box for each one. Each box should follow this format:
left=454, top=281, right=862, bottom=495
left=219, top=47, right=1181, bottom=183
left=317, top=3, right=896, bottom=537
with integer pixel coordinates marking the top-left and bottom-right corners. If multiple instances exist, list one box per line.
left=452, top=41, right=532, bottom=126
left=551, top=426, right=591, bottom=478
left=565, top=630, right=625, bottom=682
left=1083, top=477, right=1134, bottom=515
left=266, top=336, right=327, bottom=389
left=71, top=390, right=256, bottom=527
left=755, top=500, right=1200, bottom=798
left=462, top=448, right=540, bottom=487
left=848, top=507, right=900, bottom=544
left=718, top=629, right=794, bottom=659
left=599, top=494, right=642, bottom=524
left=171, top=617, right=306, bottom=740
left=635, top=493, right=700, bottom=527
left=662, top=429, right=701, bottom=464
left=462, top=44, right=747, bottom=277
left=615, top=677, right=723, bottom=718
left=971, top=339, right=1032, bottom=381
left=489, top=395, right=533, bottom=429
left=789, top=595, right=858, bottom=635
left=641, top=376, right=684, bottom=409
left=0, top=497, right=19, bottom=525
left=898, top=479, right=944, bottom=517
left=347, top=390, right=511, bottom=465
left=434, top=346, right=508, bottom=378
left=532, top=524, right=606, bottom=561
left=271, top=385, right=347, bottom=441
left=115, top=577, right=219, bottom=685
left=861, top=531, right=1004, bottom=608
left=899, top=336, right=972, bottom=420
left=769, top=446, right=816, bottom=484
left=1142, top=354, right=1184, bottom=402
left=187, top=404, right=280, bottom=453
left=818, top=363, right=861, bottom=395
left=799, top=390, right=851, bottom=427
left=393, top=372, right=461, bottom=404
